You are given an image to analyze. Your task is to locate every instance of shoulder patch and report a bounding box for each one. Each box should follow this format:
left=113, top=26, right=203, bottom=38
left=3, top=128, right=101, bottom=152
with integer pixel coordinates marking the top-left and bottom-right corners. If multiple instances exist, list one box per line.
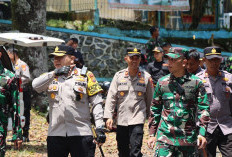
left=86, top=71, right=102, bottom=96
left=21, top=64, right=27, bottom=71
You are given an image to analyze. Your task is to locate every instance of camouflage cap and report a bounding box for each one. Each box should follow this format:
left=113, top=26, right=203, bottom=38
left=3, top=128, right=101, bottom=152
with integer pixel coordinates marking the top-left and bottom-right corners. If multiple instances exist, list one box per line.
left=164, top=47, right=188, bottom=59
left=127, top=48, right=141, bottom=57
left=152, top=47, right=163, bottom=53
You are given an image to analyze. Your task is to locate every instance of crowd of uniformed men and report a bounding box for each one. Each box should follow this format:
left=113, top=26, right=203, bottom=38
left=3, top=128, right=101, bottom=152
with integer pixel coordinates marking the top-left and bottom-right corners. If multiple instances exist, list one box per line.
left=0, top=26, right=232, bottom=157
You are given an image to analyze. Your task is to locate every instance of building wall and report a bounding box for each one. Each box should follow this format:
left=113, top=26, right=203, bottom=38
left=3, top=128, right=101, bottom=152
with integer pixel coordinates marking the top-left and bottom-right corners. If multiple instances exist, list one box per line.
left=0, top=23, right=145, bottom=79
left=46, top=0, right=137, bottom=21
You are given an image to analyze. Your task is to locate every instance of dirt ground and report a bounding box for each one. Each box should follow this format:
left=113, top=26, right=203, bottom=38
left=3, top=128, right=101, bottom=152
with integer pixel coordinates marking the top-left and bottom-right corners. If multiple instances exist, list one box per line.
left=5, top=109, right=221, bottom=157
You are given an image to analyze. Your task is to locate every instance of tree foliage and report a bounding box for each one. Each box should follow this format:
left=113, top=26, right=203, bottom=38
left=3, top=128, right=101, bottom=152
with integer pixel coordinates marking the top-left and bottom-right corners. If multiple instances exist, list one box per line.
left=189, top=0, right=208, bottom=30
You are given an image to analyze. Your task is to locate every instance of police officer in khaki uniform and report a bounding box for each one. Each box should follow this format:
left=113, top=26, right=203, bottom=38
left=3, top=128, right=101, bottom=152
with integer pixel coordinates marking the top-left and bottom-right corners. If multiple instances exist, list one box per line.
left=104, top=48, right=154, bottom=157
left=32, top=45, right=106, bottom=157
left=197, top=46, right=232, bottom=157
left=8, top=48, right=31, bottom=142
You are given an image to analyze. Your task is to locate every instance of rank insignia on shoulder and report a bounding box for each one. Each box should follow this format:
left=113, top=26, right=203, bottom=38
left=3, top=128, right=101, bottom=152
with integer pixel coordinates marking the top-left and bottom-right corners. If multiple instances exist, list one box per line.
left=74, top=69, right=78, bottom=75
left=120, top=92, right=125, bottom=96
left=149, top=77, right=154, bottom=87
left=51, top=93, right=55, bottom=99
left=125, top=71, right=129, bottom=76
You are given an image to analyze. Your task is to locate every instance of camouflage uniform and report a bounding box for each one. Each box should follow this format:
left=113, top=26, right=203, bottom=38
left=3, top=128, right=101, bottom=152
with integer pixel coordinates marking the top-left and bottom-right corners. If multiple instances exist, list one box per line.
left=149, top=72, right=210, bottom=156
left=0, top=64, right=21, bottom=156
left=14, top=59, right=31, bottom=139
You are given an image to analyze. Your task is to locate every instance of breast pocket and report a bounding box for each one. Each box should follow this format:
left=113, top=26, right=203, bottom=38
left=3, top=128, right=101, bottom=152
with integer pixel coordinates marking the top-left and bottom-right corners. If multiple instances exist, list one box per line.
left=73, top=85, right=87, bottom=102
left=117, top=85, right=128, bottom=100
left=222, top=82, right=231, bottom=100
left=47, top=84, right=59, bottom=107
left=134, top=86, right=146, bottom=100
left=183, top=87, right=196, bottom=102
left=205, top=86, right=213, bottom=103
left=162, top=95, right=174, bottom=110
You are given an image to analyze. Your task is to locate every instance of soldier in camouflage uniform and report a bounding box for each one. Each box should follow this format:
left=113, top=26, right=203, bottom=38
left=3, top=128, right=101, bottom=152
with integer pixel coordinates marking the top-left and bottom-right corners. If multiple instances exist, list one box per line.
left=0, top=51, right=22, bottom=156
left=146, top=26, right=165, bottom=63
left=7, top=48, right=31, bottom=142
left=147, top=47, right=210, bottom=157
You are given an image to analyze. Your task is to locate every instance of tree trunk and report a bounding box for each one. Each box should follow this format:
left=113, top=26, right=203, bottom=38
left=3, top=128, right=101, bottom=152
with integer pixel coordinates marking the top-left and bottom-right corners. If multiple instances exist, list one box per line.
left=11, top=0, right=48, bottom=108
left=189, top=0, right=208, bottom=30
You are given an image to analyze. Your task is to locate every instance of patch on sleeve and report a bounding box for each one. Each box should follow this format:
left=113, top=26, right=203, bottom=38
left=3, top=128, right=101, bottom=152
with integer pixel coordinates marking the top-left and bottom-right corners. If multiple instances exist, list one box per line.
left=149, top=77, right=154, bottom=88
left=86, top=71, right=102, bottom=96
left=21, top=65, right=27, bottom=71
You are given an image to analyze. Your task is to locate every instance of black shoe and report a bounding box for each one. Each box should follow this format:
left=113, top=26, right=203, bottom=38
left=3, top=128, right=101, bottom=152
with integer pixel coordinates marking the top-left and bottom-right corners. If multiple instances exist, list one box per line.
left=22, top=136, right=30, bottom=142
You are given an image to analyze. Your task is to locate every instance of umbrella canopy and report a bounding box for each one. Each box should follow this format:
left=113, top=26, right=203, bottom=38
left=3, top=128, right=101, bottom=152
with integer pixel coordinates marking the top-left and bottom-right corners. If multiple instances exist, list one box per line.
left=0, top=45, right=14, bottom=72
left=0, top=32, right=65, bottom=47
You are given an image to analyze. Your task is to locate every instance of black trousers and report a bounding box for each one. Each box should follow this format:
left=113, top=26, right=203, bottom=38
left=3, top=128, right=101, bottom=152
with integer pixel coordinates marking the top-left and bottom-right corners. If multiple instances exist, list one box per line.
left=116, top=124, right=144, bottom=157
left=206, top=126, right=232, bottom=157
left=23, top=89, right=31, bottom=136
left=47, top=136, right=96, bottom=157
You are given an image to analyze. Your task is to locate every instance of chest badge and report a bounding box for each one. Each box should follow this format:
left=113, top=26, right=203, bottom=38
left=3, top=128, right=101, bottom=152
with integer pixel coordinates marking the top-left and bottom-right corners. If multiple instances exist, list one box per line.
left=53, top=85, right=57, bottom=90
left=50, top=93, right=55, bottom=99
left=120, top=92, right=125, bottom=96
left=138, top=92, right=142, bottom=96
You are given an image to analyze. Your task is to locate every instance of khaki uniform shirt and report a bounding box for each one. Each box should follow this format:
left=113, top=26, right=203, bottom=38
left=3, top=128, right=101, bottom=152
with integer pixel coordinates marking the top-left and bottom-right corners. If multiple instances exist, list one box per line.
left=104, top=68, right=154, bottom=126
left=32, top=67, right=104, bottom=136
left=14, top=59, right=30, bottom=85
left=197, top=70, right=232, bottom=135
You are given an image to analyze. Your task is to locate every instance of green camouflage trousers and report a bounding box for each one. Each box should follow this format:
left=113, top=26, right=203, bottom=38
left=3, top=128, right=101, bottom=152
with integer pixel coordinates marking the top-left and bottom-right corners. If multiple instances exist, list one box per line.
left=0, top=112, right=8, bottom=157
left=154, top=141, right=198, bottom=157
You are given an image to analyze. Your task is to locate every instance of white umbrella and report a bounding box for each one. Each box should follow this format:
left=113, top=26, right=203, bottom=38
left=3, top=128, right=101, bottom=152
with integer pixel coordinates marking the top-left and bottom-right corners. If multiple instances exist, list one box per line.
left=0, top=32, right=65, bottom=47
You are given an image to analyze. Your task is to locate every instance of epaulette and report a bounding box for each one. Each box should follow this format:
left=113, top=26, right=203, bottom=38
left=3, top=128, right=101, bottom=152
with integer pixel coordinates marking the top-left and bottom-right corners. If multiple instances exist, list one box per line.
left=196, top=71, right=204, bottom=76
left=40, top=73, right=47, bottom=76
left=80, top=66, right=88, bottom=76
left=118, top=69, right=126, bottom=74
left=159, top=74, right=170, bottom=81
left=222, top=70, right=230, bottom=75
